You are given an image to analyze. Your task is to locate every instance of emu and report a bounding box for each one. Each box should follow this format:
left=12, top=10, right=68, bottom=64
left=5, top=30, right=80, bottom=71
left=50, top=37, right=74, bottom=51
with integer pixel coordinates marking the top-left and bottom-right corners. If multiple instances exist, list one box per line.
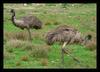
left=10, top=9, right=42, bottom=41
left=45, top=25, right=92, bottom=65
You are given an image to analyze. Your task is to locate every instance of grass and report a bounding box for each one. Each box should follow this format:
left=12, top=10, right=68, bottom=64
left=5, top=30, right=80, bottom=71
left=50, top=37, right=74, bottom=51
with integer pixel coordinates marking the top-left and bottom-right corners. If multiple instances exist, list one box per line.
left=3, top=3, right=96, bottom=68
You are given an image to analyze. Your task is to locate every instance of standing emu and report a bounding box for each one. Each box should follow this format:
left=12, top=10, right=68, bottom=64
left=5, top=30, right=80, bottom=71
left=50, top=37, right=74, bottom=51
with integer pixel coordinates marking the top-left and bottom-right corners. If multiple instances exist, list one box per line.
left=45, top=25, right=92, bottom=65
left=10, top=9, right=42, bottom=41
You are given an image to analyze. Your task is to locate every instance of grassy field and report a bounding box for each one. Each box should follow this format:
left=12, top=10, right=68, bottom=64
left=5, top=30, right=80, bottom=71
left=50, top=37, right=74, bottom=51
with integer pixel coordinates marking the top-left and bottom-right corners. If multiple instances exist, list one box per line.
left=3, top=3, right=96, bottom=68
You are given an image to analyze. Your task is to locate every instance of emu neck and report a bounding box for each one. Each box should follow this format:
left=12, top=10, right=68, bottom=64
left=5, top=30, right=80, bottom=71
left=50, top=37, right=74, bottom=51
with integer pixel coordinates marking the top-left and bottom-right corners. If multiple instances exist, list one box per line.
left=11, top=12, right=16, bottom=25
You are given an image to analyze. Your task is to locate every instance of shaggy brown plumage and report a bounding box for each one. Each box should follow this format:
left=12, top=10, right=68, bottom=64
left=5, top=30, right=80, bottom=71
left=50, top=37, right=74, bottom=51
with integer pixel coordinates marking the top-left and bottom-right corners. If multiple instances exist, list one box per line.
left=45, top=25, right=92, bottom=45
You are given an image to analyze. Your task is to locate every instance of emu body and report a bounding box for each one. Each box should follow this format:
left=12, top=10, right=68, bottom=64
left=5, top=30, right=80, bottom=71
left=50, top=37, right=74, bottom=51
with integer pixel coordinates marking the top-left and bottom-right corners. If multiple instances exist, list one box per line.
left=46, top=25, right=91, bottom=45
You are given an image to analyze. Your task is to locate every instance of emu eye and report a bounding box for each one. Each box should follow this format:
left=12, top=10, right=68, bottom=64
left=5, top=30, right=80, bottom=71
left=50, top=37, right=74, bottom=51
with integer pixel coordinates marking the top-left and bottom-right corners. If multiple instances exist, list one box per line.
left=65, top=29, right=69, bottom=31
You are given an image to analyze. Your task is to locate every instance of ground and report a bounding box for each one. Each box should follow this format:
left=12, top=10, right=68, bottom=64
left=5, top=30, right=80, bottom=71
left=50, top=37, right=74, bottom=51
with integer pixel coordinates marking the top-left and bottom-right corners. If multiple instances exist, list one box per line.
left=4, top=3, right=96, bottom=68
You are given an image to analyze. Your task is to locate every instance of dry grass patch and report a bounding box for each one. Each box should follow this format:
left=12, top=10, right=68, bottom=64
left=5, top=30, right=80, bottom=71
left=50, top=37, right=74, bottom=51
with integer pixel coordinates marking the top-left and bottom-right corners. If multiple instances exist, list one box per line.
left=21, top=56, right=29, bottom=61
left=92, top=16, right=96, bottom=22
left=45, top=21, right=51, bottom=25
left=4, top=31, right=16, bottom=40
left=5, top=39, right=25, bottom=48
left=32, top=32, right=44, bottom=40
left=5, top=39, right=33, bottom=52
left=4, top=48, right=15, bottom=60
left=4, top=31, right=28, bottom=41
left=29, top=44, right=51, bottom=58
left=40, top=58, right=48, bottom=66
left=4, top=39, right=51, bottom=58
left=15, top=31, right=29, bottom=40
left=4, top=31, right=42, bottom=41
left=16, top=61, right=21, bottom=66
left=85, top=39, right=96, bottom=51
left=45, top=20, right=60, bottom=25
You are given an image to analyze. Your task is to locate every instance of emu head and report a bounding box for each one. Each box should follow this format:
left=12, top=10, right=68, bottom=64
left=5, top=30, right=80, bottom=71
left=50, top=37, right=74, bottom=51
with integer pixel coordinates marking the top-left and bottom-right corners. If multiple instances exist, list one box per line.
left=10, top=9, right=15, bottom=13
left=10, top=9, right=15, bottom=16
left=81, top=34, right=92, bottom=45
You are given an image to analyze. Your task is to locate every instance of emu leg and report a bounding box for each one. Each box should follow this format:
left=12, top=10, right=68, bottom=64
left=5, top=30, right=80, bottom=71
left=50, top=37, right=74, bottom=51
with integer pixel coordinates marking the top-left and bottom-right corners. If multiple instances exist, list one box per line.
left=62, top=48, right=80, bottom=63
left=63, top=48, right=88, bottom=67
left=61, top=48, right=64, bottom=64
left=27, top=28, right=32, bottom=41
left=61, top=42, right=86, bottom=67
left=61, top=42, right=68, bottom=65
left=61, top=42, right=80, bottom=65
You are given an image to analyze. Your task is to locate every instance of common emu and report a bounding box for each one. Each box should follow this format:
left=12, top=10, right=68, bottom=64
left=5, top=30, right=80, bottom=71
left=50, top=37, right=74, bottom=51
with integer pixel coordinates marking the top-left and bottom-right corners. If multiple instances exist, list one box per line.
left=10, top=9, right=42, bottom=41
left=45, top=25, right=92, bottom=65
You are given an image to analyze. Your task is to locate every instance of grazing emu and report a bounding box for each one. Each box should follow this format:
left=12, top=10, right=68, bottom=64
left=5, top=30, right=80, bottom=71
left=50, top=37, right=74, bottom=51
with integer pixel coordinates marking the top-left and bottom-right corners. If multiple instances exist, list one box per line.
left=10, top=9, right=42, bottom=41
left=45, top=25, right=92, bottom=65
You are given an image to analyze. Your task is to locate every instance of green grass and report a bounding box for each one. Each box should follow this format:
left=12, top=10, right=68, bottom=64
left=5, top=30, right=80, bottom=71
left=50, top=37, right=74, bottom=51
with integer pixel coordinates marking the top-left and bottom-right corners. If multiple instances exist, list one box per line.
left=3, top=3, right=96, bottom=68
